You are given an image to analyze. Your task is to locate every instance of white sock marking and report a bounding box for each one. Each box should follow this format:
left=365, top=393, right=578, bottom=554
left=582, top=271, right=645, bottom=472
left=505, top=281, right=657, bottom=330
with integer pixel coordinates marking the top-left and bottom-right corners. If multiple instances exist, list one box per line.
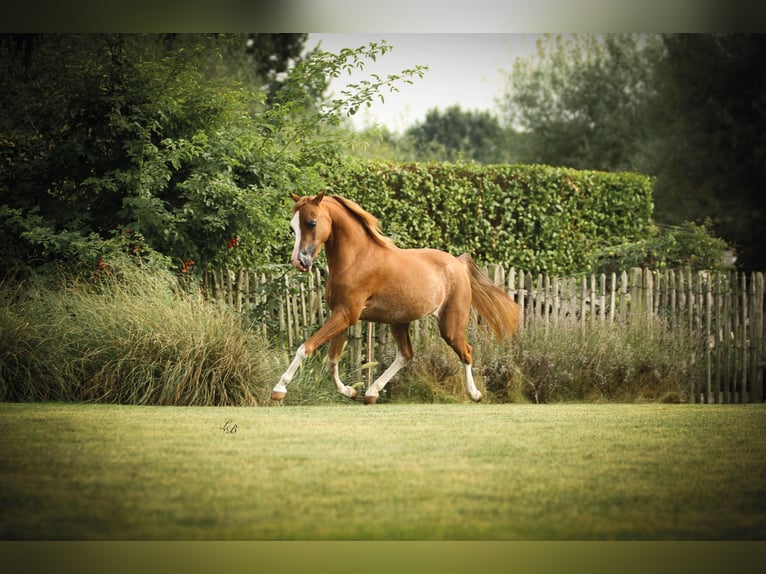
left=463, top=362, right=482, bottom=402
left=273, top=344, right=307, bottom=396
left=365, top=349, right=407, bottom=400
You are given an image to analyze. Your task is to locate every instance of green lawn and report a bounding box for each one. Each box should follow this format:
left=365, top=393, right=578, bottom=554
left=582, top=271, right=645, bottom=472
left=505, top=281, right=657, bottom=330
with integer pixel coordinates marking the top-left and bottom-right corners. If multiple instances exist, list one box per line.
left=1, top=402, right=765, bottom=540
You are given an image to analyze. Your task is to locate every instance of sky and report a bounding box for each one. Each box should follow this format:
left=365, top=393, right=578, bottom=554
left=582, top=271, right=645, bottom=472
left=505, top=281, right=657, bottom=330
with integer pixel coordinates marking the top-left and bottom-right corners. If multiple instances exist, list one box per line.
left=305, top=33, right=541, bottom=133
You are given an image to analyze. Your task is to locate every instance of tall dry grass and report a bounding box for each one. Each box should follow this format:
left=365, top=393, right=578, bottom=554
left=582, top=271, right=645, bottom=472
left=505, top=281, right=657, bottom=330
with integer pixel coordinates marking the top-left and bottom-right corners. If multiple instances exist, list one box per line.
left=480, top=315, right=702, bottom=403
left=0, top=268, right=280, bottom=405
left=382, top=314, right=702, bottom=404
left=1, top=265, right=705, bottom=406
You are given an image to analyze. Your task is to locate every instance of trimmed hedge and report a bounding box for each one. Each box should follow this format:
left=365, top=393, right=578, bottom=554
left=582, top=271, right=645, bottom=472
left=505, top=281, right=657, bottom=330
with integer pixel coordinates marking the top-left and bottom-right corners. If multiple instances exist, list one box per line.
left=322, top=160, right=655, bottom=274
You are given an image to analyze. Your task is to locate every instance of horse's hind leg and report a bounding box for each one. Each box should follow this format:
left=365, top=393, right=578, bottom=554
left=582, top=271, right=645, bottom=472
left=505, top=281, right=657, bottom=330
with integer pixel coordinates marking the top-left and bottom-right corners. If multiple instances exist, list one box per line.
left=438, top=307, right=483, bottom=403
left=364, top=323, right=413, bottom=405
left=328, top=331, right=357, bottom=400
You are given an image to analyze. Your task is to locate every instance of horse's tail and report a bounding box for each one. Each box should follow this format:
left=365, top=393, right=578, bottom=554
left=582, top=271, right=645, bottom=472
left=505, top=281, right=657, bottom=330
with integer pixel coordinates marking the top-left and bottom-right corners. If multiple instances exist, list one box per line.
left=459, top=254, right=520, bottom=342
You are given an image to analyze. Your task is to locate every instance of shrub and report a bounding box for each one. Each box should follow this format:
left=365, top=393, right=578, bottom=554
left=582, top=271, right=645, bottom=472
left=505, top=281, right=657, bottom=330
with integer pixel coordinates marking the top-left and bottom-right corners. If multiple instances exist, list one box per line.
left=589, top=220, right=733, bottom=273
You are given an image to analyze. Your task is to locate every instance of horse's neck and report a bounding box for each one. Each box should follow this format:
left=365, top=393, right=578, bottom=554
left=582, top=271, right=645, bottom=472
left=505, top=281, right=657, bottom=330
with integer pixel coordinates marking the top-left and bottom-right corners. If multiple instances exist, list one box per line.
left=325, top=203, right=380, bottom=272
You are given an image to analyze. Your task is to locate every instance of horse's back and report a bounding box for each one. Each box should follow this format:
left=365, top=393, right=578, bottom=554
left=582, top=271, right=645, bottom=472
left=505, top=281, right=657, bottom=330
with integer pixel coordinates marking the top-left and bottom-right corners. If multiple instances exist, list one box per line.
left=396, top=247, right=468, bottom=285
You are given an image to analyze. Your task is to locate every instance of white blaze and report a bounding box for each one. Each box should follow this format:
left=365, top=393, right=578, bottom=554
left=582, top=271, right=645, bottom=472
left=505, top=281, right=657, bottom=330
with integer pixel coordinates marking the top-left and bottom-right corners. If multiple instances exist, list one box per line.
left=290, top=212, right=302, bottom=267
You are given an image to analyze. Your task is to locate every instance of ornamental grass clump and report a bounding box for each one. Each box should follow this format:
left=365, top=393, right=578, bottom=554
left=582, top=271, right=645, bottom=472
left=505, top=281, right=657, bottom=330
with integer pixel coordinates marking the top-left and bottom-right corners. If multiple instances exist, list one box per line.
left=478, top=315, right=702, bottom=404
left=0, top=268, right=280, bottom=405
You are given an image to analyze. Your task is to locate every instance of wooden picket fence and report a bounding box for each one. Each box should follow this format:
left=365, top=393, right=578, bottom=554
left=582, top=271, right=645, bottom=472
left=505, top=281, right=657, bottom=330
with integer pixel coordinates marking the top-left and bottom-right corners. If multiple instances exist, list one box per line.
left=202, top=266, right=765, bottom=404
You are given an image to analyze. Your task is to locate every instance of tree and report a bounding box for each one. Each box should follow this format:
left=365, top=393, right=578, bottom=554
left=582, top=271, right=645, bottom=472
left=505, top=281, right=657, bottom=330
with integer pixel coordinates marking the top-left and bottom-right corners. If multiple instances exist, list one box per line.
left=159, top=34, right=317, bottom=104
left=648, top=34, right=766, bottom=270
left=499, top=33, right=766, bottom=270
left=405, top=105, right=512, bottom=164
left=0, top=34, right=426, bottom=277
left=499, top=34, right=662, bottom=172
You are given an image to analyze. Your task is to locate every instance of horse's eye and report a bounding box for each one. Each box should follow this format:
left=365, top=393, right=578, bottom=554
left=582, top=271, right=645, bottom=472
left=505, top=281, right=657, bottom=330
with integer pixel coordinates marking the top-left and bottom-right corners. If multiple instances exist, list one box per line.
left=306, top=219, right=317, bottom=229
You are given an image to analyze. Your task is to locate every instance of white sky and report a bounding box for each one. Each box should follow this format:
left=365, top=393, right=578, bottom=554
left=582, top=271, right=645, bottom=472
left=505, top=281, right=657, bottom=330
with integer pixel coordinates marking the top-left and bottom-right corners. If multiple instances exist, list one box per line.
left=305, top=33, right=541, bottom=133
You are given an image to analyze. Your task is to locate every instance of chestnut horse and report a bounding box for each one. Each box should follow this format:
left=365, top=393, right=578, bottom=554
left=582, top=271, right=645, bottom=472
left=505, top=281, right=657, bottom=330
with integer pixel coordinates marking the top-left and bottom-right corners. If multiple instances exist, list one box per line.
left=271, top=192, right=520, bottom=404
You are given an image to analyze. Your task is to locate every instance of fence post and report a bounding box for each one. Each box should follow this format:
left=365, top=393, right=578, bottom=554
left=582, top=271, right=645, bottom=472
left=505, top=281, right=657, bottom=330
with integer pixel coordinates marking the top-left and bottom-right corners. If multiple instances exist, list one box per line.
left=590, top=274, right=597, bottom=327
left=544, top=274, right=551, bottom=335
left=749, top=272, right=765, bottom=403
left=598, top=274, right=606, bottom=324
left=683, top=269, right=697, bottom=403
left=721, top=271, right=734, bottom=403
left=701, top=271, right=712, bottom=403
left=518, top=271, right=526, bottom=330
left=644, top=268, right=654, bottom=321
left=366, top=322, right=375, bottom=388
left=714, top=272, right=722, bottom=403
left=508, top=266, right=517, bottom=300
left=669, top=270, right=677, bottom=329
left=620, top=270, right=629, bottom=323
left=580, top=275, right=588, bottom=334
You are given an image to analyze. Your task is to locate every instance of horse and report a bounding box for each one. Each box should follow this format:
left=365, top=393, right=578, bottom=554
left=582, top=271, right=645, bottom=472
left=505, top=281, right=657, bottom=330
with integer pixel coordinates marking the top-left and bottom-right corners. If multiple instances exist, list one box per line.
left=271, top=191, right=520, bottom=404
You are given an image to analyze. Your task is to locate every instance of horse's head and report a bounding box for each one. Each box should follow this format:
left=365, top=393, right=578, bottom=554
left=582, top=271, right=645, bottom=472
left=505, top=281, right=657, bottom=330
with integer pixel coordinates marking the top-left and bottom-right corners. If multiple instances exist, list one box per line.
left=289, top=191, right=330, bottom=272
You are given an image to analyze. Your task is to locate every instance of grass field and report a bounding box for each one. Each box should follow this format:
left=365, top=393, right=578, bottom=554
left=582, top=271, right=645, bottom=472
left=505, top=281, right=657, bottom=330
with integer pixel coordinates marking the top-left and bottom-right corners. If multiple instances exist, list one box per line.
left=1, top=402, right=765, bottom=540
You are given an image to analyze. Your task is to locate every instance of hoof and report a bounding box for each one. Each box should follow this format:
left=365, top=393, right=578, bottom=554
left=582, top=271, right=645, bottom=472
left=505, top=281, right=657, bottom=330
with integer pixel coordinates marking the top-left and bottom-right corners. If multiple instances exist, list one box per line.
left=473, top=392, right=483, bottom=403
left=271, top=390, right=286, bottom=401
left=349, top=387, right=358, bottom=401
left=363, top=395, right=378, bottom=405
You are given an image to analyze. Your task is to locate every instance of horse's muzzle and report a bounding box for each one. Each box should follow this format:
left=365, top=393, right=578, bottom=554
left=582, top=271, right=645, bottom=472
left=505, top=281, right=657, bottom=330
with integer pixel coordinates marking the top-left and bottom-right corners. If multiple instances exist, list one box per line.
left=293, top=251, right=313, bottom=272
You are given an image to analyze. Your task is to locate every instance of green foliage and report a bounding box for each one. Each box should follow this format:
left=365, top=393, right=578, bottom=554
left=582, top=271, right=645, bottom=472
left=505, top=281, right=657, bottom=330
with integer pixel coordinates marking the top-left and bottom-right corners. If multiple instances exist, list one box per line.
left=500, top=33, right=662, bottom=172
left=649, top=34, right=766, bottom=271
left=498, top=33, right=766, bottom=271
left=348, top=107, right=524, bottom=165
left=321, top=159, right=654, bottom=274
left=589, top=220, right=733, bottom=273
left=404, top=105, right=512, bottom=164
left=0, top=34, right=425, bottom=277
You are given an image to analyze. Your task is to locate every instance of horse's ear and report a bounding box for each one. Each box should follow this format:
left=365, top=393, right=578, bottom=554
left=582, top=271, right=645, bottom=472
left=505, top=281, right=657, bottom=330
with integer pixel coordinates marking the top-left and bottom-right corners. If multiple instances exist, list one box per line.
left=290, top=192, right=300, bottom=202
left=312, top=190, right=326, bottom=205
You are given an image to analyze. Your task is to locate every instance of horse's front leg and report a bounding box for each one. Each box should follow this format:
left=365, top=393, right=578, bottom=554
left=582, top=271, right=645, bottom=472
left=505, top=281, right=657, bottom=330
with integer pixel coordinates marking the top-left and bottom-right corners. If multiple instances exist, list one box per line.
left=271, top=308, right=355, bottom=401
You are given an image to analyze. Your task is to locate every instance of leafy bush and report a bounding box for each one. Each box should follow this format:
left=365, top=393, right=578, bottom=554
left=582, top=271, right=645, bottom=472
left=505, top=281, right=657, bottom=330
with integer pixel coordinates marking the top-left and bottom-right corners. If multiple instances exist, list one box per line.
left=589, top=220, right=733, bottom=273
left=0, top=35, right=425, bottom=278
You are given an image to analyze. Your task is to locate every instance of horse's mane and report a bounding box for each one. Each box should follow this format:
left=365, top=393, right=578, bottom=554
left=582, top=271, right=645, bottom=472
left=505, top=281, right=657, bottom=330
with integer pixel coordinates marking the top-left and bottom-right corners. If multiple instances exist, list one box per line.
left=329, top=195, right=396, bottom=250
